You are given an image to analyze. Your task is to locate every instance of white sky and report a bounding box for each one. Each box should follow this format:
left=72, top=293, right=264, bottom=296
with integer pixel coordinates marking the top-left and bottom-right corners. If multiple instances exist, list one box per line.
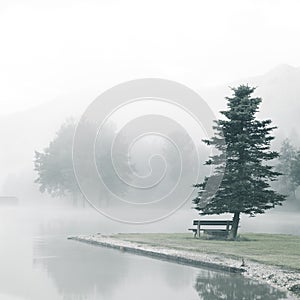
left=0, top=0, right=300, bottom=116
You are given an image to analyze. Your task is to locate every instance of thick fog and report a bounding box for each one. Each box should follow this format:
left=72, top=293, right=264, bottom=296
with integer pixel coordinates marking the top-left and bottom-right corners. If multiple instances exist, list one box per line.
left=1, top=0, right=300, bottom=230
left=0, top=66, right=299, bottom=235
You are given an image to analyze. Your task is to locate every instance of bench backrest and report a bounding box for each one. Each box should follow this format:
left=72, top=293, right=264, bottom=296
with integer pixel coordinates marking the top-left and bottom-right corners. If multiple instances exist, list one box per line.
left=193, top=220, right=233, bottom=226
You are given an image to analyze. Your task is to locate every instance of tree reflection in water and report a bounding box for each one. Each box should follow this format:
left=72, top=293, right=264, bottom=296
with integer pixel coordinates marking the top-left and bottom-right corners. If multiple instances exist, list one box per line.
left=33, top=235, right=291, bottom=300
left=33, top=237, right=129, bottom=299
left=194, top=271, right=289, bottom=300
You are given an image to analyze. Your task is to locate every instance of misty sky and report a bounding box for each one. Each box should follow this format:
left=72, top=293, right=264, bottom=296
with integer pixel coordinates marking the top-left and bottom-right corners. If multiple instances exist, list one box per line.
left=1, top=0, right=300, bottom=116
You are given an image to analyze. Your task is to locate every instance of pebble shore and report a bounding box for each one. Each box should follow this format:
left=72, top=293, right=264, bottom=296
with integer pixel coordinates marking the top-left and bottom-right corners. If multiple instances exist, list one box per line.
left=68, top=234, right=300, bottom=299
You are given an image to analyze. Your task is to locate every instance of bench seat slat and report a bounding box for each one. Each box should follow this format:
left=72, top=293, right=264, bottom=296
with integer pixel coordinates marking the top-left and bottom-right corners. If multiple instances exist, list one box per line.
left=193, top=220, right=233, bottom=226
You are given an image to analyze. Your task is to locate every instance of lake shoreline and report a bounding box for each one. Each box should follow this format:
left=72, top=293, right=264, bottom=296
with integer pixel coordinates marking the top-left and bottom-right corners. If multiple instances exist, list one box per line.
left=68, top=233, right=300, bottom=299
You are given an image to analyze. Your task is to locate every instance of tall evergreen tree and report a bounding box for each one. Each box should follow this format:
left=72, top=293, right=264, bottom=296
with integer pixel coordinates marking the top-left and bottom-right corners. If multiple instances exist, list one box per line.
left=193, top=85, right=286, bottom=240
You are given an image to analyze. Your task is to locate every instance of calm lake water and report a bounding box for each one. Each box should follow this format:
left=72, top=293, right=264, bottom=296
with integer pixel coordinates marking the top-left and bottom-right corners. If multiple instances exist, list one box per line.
left=0, top=205, right=297, bottom=300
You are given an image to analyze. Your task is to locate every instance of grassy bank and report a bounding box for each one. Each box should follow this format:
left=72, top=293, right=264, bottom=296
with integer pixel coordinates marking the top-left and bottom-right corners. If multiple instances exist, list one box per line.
left=114, top=233, right=300, bottom=271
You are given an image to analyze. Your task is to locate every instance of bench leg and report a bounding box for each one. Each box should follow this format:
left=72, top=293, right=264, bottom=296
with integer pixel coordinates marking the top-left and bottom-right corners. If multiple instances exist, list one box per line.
left=226, top=221, right=230, bottom=235
left=197, top=223, right=200, bottom=238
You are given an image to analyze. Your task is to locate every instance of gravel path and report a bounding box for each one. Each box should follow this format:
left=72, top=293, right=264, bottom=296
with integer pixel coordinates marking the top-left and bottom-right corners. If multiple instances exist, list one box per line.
left=68, top=234, right=300, bottom=299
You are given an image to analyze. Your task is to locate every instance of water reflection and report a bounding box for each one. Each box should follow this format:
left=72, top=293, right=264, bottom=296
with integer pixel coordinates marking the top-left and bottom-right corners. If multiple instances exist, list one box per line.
left=33, top=236, right=200, bottom=300
left=33, top=238, right=129, bottom=299
left=194, top=271, right=289, bottom=300
left=0, top=206, right=296, bottom=300
left=33, top=236, right=292, bottom=300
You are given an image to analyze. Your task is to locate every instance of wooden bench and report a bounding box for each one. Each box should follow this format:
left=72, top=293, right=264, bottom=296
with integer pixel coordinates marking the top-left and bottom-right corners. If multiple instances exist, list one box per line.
left=189, top=220, right=233, bottom=238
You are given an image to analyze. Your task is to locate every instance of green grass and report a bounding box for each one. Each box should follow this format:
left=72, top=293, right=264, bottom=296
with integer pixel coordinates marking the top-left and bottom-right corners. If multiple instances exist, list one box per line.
left=114, top=233, right=300, bottom=271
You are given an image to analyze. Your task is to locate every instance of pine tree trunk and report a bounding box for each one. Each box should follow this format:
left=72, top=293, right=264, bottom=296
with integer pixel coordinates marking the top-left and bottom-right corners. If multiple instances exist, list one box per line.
left=228, top=212, right=240, bottom=240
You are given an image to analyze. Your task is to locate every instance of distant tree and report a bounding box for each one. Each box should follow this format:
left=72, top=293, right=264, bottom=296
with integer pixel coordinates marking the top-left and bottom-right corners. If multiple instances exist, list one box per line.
left=290, top=151, right=300, bottom=187
left=275, top=139, right=297, bottom=197
left=162, top=130, right=205, bottom=202
left=34, top=119, right=81, bottom=201
left=193, top=85, right=286, bottom=240
left=34, top=119, right=131, bottom=206
left=164, top=130, right=208, bottom=182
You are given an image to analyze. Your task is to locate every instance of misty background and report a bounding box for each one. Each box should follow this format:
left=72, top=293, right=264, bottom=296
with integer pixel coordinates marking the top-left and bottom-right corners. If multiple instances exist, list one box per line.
left=1, top=65, right=300, bottom=208
left=1, top=0, right=300, bottom=230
